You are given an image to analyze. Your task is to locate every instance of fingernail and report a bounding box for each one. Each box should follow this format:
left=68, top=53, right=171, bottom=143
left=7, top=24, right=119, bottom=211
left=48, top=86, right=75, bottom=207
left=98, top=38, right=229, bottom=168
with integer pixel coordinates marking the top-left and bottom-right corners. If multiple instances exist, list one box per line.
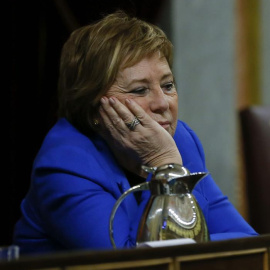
left=109, top=97, right=115, bottom=104
left=101, top=97, right=106, bottom=104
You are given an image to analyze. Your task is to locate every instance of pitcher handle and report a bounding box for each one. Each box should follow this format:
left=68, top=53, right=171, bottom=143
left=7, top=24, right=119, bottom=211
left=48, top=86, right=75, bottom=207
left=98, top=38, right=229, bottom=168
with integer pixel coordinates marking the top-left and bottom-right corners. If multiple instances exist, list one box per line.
left=109, top=182, right=150, bottom=249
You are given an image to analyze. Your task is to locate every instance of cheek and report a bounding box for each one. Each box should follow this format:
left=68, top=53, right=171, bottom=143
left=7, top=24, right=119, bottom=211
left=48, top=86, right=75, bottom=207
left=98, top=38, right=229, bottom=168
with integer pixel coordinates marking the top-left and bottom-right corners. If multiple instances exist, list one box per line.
left=130, top=98, right=151, bottom=112
left=106, top=92, right=127, bottom=105
left=134, top=95, right=179, bottom=117
left=169, top=95, right=178, bottom=117
left=169, top=98, right=179, bottom=136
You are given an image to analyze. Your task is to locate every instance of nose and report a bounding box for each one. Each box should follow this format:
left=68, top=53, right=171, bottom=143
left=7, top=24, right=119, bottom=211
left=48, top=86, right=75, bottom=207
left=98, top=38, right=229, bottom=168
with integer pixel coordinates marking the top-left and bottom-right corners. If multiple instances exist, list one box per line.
left=149, top=87, right=169, bottom=113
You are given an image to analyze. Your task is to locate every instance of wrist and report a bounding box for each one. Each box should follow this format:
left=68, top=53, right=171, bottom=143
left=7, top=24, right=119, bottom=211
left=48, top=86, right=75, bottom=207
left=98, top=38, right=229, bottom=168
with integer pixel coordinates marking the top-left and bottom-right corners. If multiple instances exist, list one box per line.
left=146, top=151, right=182, bottom=168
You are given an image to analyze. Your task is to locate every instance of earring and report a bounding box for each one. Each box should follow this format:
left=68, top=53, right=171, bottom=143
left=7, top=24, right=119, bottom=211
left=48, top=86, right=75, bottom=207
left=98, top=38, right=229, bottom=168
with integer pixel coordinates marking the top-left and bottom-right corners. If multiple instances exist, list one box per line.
left=93, top=119, right=99, bottom=126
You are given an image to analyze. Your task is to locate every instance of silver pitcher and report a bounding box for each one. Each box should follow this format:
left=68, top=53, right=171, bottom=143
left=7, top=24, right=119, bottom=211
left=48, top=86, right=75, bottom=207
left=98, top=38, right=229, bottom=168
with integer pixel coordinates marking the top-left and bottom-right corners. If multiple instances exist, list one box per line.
left=109, top=164, right=210, bottom=248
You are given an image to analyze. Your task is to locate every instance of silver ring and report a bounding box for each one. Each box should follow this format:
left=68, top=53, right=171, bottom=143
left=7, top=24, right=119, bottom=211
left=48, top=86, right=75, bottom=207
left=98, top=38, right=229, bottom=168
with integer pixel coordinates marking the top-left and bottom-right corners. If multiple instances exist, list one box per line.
left=125, top=116, right=140, bottom=131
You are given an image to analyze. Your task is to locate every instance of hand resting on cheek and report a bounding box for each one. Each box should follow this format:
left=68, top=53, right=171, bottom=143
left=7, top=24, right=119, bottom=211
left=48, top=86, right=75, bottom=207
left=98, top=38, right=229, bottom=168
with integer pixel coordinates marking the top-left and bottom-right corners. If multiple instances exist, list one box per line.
left=98, top=96, right=182, bottom=177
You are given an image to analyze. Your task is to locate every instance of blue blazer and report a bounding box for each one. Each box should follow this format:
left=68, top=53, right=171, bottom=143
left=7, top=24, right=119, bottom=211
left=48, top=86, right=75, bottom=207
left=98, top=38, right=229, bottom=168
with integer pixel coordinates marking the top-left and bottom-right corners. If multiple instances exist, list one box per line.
left=13, top=118, right=257, bottom=254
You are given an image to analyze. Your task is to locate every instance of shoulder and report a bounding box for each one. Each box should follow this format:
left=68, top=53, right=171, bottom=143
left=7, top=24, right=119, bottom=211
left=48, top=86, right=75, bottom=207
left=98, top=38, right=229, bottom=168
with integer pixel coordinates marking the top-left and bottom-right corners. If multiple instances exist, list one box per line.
left=32, top=118, right=122, bottom=185
left=38, top=118, right=94, bottom=150
left=34, top=118, right=98, bottom=167
left=174, top=120, right=204, bottom=152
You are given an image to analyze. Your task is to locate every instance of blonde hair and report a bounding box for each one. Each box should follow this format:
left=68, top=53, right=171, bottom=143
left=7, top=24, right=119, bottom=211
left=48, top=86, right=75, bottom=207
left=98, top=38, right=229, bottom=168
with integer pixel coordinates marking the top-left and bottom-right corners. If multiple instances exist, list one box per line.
left=57, top=10, right=173, bottom=134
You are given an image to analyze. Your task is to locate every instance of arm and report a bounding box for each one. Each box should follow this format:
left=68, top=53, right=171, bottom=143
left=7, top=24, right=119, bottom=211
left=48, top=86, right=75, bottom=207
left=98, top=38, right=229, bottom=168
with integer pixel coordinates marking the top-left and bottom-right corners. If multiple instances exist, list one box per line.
left=34, top=167, right=143, bottom=249
left=200, top=175, right=258, bottom=240
left=177, top=121, right=258, bottom=240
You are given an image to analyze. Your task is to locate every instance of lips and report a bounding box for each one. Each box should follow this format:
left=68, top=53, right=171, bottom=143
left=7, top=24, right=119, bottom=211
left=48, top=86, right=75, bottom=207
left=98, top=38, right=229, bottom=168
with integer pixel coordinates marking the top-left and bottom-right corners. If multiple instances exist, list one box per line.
left=158, top=121, right=170, bottom=129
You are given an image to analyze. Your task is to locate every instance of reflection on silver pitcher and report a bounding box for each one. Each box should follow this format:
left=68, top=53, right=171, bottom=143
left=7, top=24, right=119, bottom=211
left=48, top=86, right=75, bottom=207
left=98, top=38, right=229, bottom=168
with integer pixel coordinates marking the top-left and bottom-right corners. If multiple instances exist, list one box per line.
left=109, top=164, right=210, bottom=248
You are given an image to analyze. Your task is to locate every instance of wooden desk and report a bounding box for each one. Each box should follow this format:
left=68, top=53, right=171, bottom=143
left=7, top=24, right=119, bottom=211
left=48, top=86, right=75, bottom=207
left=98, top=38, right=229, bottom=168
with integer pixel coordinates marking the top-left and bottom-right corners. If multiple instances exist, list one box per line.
left=1, top=235, right=269, bottom=270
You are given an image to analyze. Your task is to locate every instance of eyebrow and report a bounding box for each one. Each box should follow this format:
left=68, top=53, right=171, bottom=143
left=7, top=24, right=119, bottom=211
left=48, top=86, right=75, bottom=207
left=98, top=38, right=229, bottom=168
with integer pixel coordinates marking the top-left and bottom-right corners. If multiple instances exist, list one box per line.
left=125, top=73, right=174, bottom=88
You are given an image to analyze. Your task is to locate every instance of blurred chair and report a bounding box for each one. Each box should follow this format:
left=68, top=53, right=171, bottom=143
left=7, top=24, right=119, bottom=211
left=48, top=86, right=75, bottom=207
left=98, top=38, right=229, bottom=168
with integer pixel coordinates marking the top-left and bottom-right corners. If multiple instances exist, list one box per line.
left=239, top=105, right=270, bottom=234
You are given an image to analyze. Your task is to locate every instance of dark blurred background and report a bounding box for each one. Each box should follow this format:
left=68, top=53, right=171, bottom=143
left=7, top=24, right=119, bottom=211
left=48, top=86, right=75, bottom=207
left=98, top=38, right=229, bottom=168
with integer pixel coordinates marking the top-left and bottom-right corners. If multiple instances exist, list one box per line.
left=7, top=0, right=166, bottom=246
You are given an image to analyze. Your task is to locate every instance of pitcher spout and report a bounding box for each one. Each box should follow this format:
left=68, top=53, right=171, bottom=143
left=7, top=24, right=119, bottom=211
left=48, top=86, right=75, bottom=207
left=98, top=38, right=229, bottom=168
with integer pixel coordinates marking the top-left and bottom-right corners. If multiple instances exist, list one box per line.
left=142, top=163, right=208, bottom=191
left=176, top=172, right=209, bottom=192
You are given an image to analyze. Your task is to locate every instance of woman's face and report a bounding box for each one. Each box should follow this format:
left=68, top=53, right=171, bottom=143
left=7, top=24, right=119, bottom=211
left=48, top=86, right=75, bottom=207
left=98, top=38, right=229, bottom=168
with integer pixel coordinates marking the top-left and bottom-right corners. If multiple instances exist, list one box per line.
left=105, top=53, right=178, bottom=136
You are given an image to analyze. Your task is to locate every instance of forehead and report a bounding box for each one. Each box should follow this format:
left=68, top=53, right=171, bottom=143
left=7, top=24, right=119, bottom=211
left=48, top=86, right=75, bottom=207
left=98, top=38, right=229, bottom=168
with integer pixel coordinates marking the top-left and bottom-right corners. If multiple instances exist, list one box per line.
left=118, top=54, right=172, bottom=81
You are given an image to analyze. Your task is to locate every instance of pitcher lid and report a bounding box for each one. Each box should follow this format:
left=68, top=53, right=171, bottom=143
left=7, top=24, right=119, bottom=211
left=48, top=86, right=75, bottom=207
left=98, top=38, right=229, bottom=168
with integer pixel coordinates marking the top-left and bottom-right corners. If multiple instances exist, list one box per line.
left=142, top=163, right=190, bottom=181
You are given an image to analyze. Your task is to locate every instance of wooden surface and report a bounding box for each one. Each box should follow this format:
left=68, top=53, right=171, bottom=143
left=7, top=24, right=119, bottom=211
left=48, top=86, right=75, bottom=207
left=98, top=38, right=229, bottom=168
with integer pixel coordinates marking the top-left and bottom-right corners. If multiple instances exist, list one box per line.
left=0, top=235, right=269, bottom=270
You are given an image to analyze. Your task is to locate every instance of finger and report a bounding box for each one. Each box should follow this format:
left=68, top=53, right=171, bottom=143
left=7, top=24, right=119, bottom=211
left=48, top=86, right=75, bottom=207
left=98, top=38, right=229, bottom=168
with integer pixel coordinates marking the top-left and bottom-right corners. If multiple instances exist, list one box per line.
left=102, top=97, right=143, bottom=133
left=99, top=97, right=125, bottom=130
left=99, top=104, right=112, bottom=127
left=108, top=97, right=142, bottom=126
left=100, top=97, right=139, bottom=134
left=124, top=98, right=157, bottom=128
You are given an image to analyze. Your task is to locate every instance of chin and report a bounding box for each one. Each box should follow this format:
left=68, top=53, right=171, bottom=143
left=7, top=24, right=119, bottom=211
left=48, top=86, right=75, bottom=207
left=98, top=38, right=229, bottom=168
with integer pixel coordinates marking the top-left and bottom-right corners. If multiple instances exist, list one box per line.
left=168, top=126, right=177, bottom=137
left=167, top=128, right=175, bottom=137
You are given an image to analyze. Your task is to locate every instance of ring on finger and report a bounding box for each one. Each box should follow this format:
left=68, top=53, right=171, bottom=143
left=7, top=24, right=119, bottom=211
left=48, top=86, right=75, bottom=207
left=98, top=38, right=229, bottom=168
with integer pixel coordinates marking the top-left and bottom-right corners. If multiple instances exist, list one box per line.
left=125, top=116, right=140, bottom=131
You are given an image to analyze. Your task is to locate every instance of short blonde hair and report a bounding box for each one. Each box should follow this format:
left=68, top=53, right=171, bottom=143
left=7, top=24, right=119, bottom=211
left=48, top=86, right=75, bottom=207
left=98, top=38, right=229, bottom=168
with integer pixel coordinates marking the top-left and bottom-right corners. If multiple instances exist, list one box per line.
left=57, top=10, right=173, bottom=134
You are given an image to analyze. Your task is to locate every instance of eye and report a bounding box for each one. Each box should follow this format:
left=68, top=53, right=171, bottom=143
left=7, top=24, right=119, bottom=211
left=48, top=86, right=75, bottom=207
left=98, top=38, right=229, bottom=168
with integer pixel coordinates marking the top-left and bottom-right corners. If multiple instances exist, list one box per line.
left=162, top=81, right=175, bottom=92
left=129, top=87, right=149, bottom=95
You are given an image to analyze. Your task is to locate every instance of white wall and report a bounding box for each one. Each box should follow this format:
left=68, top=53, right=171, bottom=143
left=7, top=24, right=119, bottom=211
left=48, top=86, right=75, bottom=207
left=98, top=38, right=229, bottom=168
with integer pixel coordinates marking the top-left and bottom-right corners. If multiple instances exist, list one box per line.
left=261, top=0, right=270, bottom=105
left=158, top=0, right=269, bottom=207
left=159, top=0, right=238, bottom=205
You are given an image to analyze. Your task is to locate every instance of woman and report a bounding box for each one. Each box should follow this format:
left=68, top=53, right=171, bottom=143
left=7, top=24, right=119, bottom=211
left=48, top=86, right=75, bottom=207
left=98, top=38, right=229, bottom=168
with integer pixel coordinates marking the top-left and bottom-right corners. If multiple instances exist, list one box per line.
left=13, top=11, right=257, bottom=254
